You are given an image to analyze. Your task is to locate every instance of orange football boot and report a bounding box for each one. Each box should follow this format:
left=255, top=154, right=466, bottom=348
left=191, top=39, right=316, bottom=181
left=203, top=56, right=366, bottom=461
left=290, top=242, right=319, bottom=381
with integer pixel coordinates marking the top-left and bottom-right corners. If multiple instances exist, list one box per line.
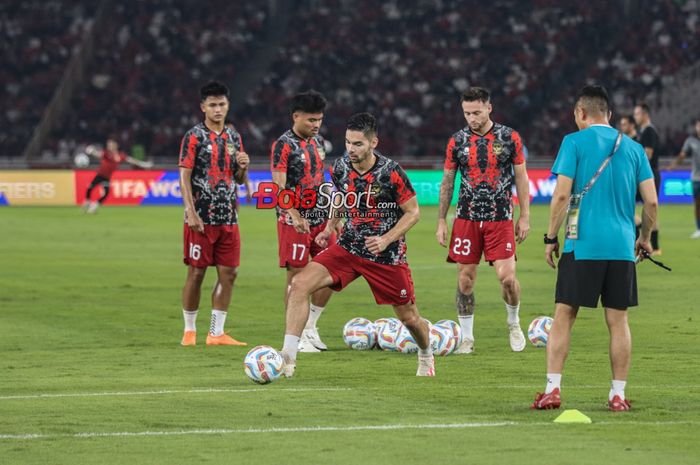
left=181, top=331, right=197, bottom=346
left=206, top=332, right=247, bottom=346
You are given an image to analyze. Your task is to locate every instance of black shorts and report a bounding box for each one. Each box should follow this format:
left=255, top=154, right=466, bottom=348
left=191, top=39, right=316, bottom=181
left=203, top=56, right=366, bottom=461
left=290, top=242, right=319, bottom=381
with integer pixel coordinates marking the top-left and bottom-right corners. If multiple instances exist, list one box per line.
left=555, top=252, right=638, bottom=310
left=88, top=174, right=110, bottom=188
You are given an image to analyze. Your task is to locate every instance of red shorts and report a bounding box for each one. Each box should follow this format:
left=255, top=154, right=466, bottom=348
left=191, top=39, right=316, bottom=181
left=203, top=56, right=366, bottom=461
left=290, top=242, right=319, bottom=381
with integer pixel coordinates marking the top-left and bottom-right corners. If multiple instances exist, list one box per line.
left=277, top=221, right=336, bottom=268
left=312, top=244, right=415, bottom=306
left=447, top=219, right=515, bottom=264
left=183, top=224, right=240, bottom=268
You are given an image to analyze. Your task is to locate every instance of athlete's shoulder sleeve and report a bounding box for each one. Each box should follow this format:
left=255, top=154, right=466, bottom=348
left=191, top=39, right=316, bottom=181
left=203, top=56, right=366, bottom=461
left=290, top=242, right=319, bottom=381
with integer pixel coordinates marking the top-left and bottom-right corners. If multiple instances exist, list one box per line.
left=511, top=130, right=525, bottom=165
left=330, top=158, right=343, bottom=189
left=390, top=163, right=416, bottom=205
left=551, top=134, right=577, bottom=178
left=681, top=137, right=693, bottom=155
left=178, top=128, right=199, bottom=169
left=271, top=138, right=290, bottom=172
left=444, top=135, right=458, bottom=170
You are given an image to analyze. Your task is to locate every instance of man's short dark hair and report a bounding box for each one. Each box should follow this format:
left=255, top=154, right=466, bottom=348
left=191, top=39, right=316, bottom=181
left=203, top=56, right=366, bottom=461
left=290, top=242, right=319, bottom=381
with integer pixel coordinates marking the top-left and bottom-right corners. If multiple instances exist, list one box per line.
left=461, top=87, right=491, bottom=103
left=200, top=81, right=229, bottom=102
left=620, top=114, right=635, bottom=124
left=347, top=112, right=378, bottom=138
left=576, top=85, right=610, bottom=115
left=635, top=102, right=651, bottom=115
left=290, top=90, right=327, bottom=114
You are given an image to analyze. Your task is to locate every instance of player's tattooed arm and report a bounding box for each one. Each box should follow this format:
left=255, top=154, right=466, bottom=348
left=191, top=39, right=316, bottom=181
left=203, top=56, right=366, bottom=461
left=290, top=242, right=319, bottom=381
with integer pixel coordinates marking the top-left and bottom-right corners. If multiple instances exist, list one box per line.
left=438, top=168, right=456, bottom=220
left=436, top=168, right=456, bottom=247
left=456, top=289, right=475, bottom=316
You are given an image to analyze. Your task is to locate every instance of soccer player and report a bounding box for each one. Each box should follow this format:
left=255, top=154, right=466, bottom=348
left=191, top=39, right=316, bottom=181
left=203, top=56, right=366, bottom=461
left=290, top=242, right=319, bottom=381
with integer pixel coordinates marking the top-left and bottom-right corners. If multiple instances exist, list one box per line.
left=669, top=117, right=700, bottom=238
left=533, top=85, right=657, bottom=411
left=436, top=87, right=530, bottom=354
left=82, top=138, right=153, bottom=213
left=178, top=81, right=250, bottom=347
left=271, top=91, right=335, bottom=352
left=634, top=103, right=662, bottom=254
left=279, top=113, right=434, bottom=377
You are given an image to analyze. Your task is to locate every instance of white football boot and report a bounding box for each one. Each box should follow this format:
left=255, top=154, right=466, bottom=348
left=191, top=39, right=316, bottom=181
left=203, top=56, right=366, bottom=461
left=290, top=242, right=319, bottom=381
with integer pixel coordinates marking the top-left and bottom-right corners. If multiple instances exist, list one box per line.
left=281, top=352, right=296, bottom=378
left=453, top=338, right=474, bottom=354
left=508, top=322, right=526, bottom=352
left=416, top=354, right=435, bottom=377
left=298, top=332, right=321, bottom=353
left=302, top=327, right=327, bottom=351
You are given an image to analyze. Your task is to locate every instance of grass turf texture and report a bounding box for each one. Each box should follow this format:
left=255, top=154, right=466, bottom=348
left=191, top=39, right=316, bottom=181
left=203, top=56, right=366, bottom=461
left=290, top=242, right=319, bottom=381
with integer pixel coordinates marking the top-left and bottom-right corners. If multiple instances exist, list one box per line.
left=1, top=205, right=699, bottom=464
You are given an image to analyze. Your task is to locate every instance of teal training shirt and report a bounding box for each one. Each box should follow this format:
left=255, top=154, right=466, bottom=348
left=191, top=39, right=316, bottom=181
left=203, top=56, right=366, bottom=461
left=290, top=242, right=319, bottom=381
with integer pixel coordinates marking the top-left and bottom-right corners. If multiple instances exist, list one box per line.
left=551, top=125, right=653, bottom=261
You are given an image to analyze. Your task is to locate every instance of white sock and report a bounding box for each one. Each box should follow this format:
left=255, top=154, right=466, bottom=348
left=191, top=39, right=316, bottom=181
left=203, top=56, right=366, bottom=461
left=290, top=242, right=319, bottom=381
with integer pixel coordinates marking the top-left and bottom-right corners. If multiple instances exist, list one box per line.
left=282, top=335, right=300, bottom=361
left=506, top=302, right=520, bottom=325
left=545, top=373, right=561, bottom=394
left=609, top=380, right=627, bottom=401
left=183, top=309, right=198, bottom=332
left=209, top=309, right=227, bottom=336
left=458, top=315, right=474, bottom=341
left=418, top=347, right=432, bottom=357
left=306, top=304, right=324, bottom=329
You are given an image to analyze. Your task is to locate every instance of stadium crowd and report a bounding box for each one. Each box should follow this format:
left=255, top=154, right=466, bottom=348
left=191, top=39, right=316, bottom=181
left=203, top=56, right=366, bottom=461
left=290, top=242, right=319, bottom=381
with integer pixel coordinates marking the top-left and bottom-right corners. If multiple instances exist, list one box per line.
left=0, top=1, right=96, bottom=158
left=1, top=0, right=698, bottom=161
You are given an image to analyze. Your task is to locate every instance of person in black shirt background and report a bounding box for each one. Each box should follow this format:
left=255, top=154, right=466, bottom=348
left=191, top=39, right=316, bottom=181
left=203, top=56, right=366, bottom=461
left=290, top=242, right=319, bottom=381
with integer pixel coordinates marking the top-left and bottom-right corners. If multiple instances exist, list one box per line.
left=634, top=103, right=662, bottom=255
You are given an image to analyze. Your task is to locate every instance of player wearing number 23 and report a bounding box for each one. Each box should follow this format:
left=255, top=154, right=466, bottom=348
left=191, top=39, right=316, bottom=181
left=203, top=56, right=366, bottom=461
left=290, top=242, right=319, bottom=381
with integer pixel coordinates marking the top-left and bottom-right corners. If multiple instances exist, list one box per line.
left=436, top=87, right=531, bottom=354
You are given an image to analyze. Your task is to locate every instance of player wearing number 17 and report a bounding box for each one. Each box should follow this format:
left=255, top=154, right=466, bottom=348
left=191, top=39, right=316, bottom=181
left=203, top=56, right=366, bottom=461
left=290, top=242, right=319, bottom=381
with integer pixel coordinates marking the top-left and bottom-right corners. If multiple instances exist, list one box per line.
left=436, top=87, right=530, bottom=354
left=177, top=81, right=250, bottom=347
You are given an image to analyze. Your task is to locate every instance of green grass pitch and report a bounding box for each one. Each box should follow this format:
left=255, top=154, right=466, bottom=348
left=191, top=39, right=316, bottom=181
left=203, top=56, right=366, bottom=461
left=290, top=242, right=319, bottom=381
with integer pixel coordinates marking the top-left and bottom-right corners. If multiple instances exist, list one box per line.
left=1, top=205, right=699, bottom=464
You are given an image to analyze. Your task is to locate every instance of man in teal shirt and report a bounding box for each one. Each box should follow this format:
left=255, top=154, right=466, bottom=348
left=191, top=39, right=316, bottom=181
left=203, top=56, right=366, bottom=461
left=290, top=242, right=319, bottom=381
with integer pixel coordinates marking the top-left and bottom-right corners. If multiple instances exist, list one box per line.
left=532, top=85, right=657, bottom=411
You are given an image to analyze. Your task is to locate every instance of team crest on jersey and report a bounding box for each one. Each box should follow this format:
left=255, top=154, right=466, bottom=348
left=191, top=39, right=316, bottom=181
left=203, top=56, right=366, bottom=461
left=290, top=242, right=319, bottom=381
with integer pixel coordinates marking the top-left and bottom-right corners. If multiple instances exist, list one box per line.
left=226, top=142, right=235, bottom=156
left=492, top=141, right=504, bottom=155
left=317, top=144, right=326, bottom=160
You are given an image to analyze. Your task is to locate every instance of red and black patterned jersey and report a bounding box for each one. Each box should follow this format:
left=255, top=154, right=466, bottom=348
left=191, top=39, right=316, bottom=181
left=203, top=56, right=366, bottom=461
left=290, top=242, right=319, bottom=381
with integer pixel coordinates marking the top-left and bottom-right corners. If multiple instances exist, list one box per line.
left=445, top=123, right=525, bottom=221
left=178, top=122, right=244, bottom=225
left=270, top=130, right=328, bottom=227
left=96, top=150, right=127, bottom=178
left=331, top=153, right=416, bottom=265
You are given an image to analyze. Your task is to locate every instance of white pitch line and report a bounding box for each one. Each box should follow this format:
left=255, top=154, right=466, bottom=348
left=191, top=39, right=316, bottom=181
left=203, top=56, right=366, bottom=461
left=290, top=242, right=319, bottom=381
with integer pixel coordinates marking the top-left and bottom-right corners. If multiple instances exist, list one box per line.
left=0, top=387, right=351, bottom=401
left=2, top=384, right=698, bottom=401
left=2, top=420, right=699, bottom=441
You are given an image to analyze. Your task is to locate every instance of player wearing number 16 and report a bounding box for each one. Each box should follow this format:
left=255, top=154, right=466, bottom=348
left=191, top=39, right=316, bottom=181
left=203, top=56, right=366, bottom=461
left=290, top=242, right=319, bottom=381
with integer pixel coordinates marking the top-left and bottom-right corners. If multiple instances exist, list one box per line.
left=436, top=87, right=531, bottom=354
left=177, top=81, right=250, bottom=347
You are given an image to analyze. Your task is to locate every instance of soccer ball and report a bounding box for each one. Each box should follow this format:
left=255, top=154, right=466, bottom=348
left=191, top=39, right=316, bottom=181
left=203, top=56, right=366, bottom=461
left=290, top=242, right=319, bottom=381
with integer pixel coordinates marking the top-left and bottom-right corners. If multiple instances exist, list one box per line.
left=430, top=324, right=457, bottom=356
left=373, top=318, right=393, bottom=348
left=377, top=318, right=402, bottom=351
left=74, top=153, right=90, bottom=168
left=395, top=325, right=418, bottom=354
left=243, top=345, right=285, bottom=384
left=435, top=319, right=462, bottom=349
left=528, top=316, right=553, bottom=347
left=343, top=317, right=376, bottom=350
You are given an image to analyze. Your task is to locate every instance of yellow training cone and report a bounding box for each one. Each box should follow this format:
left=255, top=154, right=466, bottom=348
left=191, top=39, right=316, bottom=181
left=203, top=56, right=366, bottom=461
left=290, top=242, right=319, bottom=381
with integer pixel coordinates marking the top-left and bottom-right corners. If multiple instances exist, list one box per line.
left=553, top=409, right=592, bottom=424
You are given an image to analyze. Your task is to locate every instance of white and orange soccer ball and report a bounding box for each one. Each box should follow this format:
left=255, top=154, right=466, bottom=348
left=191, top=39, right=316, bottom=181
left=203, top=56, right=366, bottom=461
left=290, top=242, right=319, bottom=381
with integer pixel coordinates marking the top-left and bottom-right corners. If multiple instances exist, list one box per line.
left=434, top=319, right=462, bottom=354
left=429, top=323, right=457, bottom=356
left=243, top=345, right=285, bottom=384
left=343, top=317, right=376, bottom=350
left=528, top=316, right=553, bottom=347
left=377, top=318, right=402, bottom=351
